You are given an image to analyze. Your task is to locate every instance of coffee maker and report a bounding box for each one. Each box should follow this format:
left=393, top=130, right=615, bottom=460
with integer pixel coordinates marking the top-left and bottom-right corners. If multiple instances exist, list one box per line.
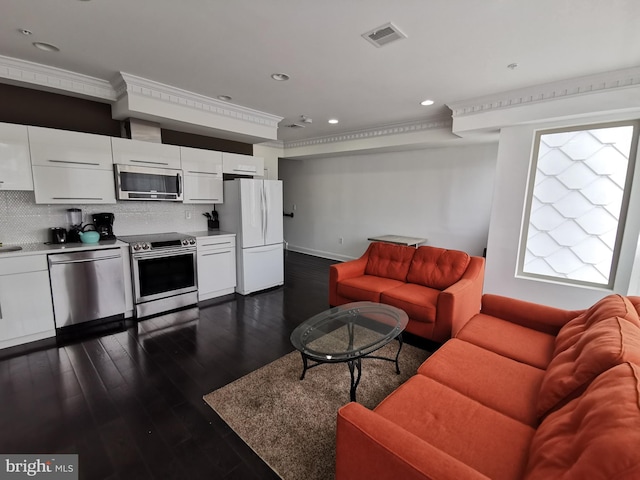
left=92, top=213, right=116, bottom=240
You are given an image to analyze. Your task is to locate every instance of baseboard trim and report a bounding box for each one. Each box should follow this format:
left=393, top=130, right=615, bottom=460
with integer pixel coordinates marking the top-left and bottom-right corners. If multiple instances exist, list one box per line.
left=286, top=245, right=355, bottom=262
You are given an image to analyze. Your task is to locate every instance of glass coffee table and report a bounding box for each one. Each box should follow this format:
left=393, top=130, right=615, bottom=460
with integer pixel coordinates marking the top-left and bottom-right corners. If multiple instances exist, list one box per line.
left=290, top=302, right=409, bottom=402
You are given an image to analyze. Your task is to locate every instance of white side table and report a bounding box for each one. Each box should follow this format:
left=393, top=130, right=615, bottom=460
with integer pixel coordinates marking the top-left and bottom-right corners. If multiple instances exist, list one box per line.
left=367, top=235, right=427, bottom=247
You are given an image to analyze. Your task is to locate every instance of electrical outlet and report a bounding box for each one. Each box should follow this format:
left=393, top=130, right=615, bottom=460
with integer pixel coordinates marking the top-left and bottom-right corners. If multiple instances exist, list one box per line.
left=339, top=237, right=344, bottom=244
left=185, top=210, right=191, bottom=220
left=293, top=204, right=297, bottom=211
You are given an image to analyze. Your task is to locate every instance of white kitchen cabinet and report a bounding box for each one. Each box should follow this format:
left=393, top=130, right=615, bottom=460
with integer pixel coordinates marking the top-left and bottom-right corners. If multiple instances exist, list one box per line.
left=222, top=152, right=264, bottom=177
left=112, top=137, right=181, bottom=169
left=28, top=126, right=116, bottom=204
left=28, top=126, right=113, bottom=169
left=0, top=255, right=55, bottom=349
left=181, top=146, right=223, bottom=204
left=184, top=176, right=223, bottom=204
left=0, top=123, right=33, bottom=191
left=32, top=166, right=116, bottom=204
left=197, top=235, right=236, bottom=301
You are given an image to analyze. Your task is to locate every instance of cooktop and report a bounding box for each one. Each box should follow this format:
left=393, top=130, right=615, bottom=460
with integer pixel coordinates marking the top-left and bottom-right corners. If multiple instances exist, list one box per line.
left=118, top=232, right=196, bottom=251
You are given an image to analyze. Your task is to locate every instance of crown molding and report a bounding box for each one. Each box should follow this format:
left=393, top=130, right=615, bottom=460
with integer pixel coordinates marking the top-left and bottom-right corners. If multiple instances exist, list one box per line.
left=283, top=117, right=452, bottom=149
left=0, top=55, right=283, bottom=138
left=447, top=66, right=640, bottom=118
left=0, top=55, right=116, bottom=101
left=112, top=72, right=282, bottom=128
left=256, top=140, right=285, bottom=149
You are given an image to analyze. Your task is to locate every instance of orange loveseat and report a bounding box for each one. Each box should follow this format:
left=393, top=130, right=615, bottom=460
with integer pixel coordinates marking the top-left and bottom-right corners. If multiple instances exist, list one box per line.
left=329, top=242, right=485, bottom=342
left=336, top=293, right=640, bottom=480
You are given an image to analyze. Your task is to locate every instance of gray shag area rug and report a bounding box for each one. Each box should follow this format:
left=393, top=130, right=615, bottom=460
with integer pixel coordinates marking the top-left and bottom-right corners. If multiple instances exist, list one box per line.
left=203, top=342, right=431, bottom=480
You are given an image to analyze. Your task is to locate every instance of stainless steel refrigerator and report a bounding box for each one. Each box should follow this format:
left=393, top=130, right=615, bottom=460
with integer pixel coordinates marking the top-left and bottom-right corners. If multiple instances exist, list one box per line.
left=217, top=178, right=284, bottom=294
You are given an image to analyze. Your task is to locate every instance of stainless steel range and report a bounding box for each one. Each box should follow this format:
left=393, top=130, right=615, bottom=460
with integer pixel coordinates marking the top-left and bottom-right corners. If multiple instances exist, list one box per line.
left=119, top=232, right=198, bottom=318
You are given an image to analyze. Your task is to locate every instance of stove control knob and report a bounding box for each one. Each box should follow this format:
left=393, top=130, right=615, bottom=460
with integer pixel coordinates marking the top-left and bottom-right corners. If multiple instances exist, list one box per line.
left=133, top=244, right=141, bottom=251
left=189, top=238, right=196, bottom=245
left=182, top=239, right=188, bottom=246
left=142, top=243, right=150, bottom=250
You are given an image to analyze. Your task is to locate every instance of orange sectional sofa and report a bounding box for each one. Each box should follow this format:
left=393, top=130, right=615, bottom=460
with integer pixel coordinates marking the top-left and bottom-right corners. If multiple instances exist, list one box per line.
left=329, top=242, right=485, bottom=342
left=336, top=293, right=640, bottom=480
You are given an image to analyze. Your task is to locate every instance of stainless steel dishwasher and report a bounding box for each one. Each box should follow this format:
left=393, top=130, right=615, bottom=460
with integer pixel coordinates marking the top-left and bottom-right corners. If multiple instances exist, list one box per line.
left=48, top=248, right=126, bottom=329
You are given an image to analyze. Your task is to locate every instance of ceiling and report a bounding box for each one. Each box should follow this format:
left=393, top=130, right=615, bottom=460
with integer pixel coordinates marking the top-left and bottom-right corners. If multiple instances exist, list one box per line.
left=1, top=0, right=639, bottom=143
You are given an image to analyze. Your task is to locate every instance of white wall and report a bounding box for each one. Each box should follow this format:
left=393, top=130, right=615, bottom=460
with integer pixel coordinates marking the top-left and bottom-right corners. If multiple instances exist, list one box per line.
left=253, top=143, right=282, bottom=180
left=279, top=143, right=498, bottom=261
left=484, top=123, right=640, bottom=310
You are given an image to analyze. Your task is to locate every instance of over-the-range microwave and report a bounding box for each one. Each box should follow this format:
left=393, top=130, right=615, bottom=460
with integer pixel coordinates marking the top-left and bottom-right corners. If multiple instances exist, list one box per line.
left=114, top=164, right=183, bottom=201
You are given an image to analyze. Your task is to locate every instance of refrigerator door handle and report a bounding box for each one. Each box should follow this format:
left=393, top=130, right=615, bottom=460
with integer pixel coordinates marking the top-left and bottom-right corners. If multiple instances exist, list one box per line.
left=262, top=183, right=267, bottom=242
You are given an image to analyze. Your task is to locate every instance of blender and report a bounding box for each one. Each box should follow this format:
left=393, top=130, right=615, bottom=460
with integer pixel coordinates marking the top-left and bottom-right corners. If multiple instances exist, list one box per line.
left=66, top=208, right=83, bottom=243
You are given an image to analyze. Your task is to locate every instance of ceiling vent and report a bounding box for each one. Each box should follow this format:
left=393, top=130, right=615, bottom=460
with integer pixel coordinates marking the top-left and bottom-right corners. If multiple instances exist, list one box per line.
left=362, top=22, right=407, bottom=47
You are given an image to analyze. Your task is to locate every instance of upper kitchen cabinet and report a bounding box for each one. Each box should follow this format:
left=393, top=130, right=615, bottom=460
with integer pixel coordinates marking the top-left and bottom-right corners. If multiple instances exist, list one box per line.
left=181, top=146, right=223, bottom=204
left=29, top=126, right=116, bottom=204
left=29, top=126, right=113, bottom=169
left=112, top=137, right=181, bottom=169
left=0, top=123, right=33, bottom=191
left=222, top=152, right=264, bottom=177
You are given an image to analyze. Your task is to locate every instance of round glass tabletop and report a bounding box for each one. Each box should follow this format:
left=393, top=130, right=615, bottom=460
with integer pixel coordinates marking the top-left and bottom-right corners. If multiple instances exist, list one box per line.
left=290, top=301, right=409, bottom=362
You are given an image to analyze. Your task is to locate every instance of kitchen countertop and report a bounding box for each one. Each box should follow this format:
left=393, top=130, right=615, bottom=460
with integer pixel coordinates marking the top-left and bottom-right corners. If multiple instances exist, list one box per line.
left=0, top=239, right=129, bottom=259
left=183, top=230, right=236, bottom=238
left=0, top=231, right=236, bottom=259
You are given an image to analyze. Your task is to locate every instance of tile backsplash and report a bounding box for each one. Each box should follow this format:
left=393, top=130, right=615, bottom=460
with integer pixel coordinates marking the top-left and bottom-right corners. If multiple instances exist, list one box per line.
left=0, top=191, right=214, bottom=244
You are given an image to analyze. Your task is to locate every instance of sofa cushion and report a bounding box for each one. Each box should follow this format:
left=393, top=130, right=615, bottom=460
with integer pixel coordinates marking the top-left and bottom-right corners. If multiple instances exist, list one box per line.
left=554, top=294, right=639, bottom=355
left=406, top=246, right=470, bottom=290
left=380, top=283, right=439, bottom=324
left=628, top=295, right=640, bottom=318
left=456, top=313, right=556, bottom=369
left=337, top=275, right=405, bottom=303
left=375, top=374, right=535, bottom=480
left=364, top=242, right=416, bottom=282
left=536, top=316, right=640, bottom=418
left=525, top=363, right=640, bottom=480
left=417, top=339, right=545, bottom=426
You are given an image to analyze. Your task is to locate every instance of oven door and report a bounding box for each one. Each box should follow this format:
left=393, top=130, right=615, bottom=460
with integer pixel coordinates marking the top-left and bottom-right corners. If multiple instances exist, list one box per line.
left=115, top=164, right=183, bottom=201
left=132, top=248, right=197, bottom=304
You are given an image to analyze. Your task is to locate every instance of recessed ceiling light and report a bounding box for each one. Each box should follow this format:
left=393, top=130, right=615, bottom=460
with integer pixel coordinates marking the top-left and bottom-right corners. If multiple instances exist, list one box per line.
left=271, top=73, right=290, bottom=81
left=420, top=99, right=435, bottom=106
left=217, top=95, right=232, bottom=101
left=328, top=119, right=339, bottom=124
left=19, top=28, right=33, bottom=36
left=33, top=42, right=60, bottom=52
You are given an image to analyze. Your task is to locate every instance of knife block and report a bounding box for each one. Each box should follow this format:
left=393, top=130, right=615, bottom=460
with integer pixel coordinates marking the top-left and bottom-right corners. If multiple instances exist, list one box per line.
left=207, top=219, right=219, bottom=230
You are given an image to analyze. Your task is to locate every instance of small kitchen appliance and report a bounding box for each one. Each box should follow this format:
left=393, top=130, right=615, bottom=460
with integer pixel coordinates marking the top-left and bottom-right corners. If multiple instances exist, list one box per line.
left=49, top=227, right=67, bottom=244
left=66, top=208, right=83, bottom=243
left=93, top=213, right=116, bottom=240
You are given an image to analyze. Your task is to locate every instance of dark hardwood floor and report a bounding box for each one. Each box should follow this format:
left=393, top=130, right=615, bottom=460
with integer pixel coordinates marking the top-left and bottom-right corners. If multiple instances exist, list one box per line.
left=0, top=251, right=433, bottom=479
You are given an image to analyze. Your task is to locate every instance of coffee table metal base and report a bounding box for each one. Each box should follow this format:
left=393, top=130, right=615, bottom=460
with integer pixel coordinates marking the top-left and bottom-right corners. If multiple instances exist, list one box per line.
left=298, top=334, right=404, bottom=402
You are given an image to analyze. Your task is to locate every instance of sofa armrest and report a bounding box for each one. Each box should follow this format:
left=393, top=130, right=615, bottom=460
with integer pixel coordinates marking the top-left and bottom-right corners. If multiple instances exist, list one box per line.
left=438, top=256, right=485, bottom=339
left=479, top=293, right=583, bottom=334
left=329, top=253, right=369, bottom=306
left=336, top=402, right=490, bottom=480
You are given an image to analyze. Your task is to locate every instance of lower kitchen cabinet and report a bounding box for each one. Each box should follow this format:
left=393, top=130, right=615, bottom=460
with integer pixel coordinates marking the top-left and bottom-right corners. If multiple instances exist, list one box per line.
left=0, top=255, right=55, bottom=349
left=196, top=235, right=236, bottom=301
